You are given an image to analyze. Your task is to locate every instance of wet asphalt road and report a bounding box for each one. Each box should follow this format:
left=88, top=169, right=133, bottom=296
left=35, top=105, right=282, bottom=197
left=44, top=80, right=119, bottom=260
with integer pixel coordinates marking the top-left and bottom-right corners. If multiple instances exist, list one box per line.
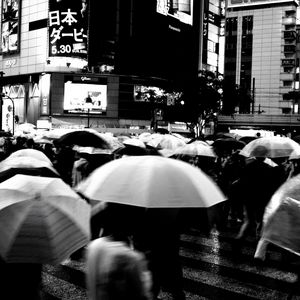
left=41, top=222, right=300, bottom=300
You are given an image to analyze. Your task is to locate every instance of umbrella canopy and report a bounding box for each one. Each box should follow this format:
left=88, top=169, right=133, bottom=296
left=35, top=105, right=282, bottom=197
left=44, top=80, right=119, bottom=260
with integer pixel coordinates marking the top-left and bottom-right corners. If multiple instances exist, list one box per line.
left=123, top=138, right=146, bottom=148
left=172, top=142, right=216, bottom=158
left=238, top=136, right=258, bottom=144
left=8, top=149, right=52, bottom=164
left=0, top=156, right=59, bottom=183
left=239, top=136, right=300, bottom=158
left=55, top=130, right=111, bottom=149
left=16, top=123, right=36, bottom=133
left=147, top=134, right=186, bottom=150
left=0, top=174, right=91, bottom=264
left=113, top=145, right=161, bottom=157
left=212, top=138, right=246, bottom=152
left=76, top=155, right=226, bottom=208
left=138, top=132, right=152, bottom=143
left=259, top=174, right=300, bottom=256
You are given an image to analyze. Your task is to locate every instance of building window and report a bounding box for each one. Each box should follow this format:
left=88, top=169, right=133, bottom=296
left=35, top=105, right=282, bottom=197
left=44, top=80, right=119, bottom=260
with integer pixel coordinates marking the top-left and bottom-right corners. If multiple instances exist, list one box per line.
left=282, top=107, right=292, bottom=114
left=283, top=81, right=293, bottom=87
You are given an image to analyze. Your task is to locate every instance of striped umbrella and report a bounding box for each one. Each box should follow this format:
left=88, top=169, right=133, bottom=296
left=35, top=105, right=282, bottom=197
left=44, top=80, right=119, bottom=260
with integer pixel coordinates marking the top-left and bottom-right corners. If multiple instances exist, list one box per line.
left=0, top=174, right=91, bottom=264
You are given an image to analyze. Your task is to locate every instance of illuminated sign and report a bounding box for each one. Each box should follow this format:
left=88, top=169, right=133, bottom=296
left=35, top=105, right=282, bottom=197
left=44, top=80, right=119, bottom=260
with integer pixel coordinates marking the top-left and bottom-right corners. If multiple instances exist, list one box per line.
left=156, top=0, right=193, bottom=25
left=1, top=0, right=20, bottom=54
left=63, top=81, right=107, bottom=114
left=48, top=0, right=88, bottom=59
left=134, top=85, right=183, bottom=105
left=2, top=98, right=14, bottom=133
left=227, top=0, right=299, bottom=8
left=40, top=74, right=51, bottom=116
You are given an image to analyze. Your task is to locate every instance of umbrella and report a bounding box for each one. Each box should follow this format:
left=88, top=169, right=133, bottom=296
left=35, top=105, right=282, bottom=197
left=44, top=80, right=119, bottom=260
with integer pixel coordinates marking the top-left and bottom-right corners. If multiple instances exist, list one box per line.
left=138, top=132, right=152, bottom=143
left=16, top=123, right=36, bottom=133
left=123, top=138, right=146, bottom=148
left=212, top=138, right=246, bottom=151
left=73, top=146, right=113, bottom=155
left=0, top=174, right=91, bottom=264
left=42, top=128, right=75, bottom=140
left=113, top=145, right=161, bottom=157
left=238, top=136, right=258, bottom=144
left=0, top=156, right=59, bottom=183
left=239, top=136, right=300, bottom=158
left=8, top=149, right=52, bottom=164
left=147, top=134, right=186, bottom=150
left=76, top=155, right=226, bottom=208
left=259, top=174, right=300, bottom=256
left=95, top=132, right=124, bottom=151
left=55, top=130, right=111, bottom=149
left=172, top=142, right=216, bottom=158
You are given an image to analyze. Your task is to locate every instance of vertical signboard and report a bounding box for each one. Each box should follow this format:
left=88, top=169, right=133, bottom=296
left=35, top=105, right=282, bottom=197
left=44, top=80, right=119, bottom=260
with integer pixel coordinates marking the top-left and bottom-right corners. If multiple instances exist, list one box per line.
left=48, top=0, right=89, bottom=59
left=202, top=0, right=209, bottom=65
left=1, top=0, right=20, bottom=54
left=2, top=98, right=13, bottom=133
left=40, top=74, right=51, bottom=116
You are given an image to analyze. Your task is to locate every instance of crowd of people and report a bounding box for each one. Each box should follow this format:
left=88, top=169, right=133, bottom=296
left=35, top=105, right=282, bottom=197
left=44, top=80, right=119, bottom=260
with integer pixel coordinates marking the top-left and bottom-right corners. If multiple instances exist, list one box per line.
left=1, top=130, right=300, bottom=300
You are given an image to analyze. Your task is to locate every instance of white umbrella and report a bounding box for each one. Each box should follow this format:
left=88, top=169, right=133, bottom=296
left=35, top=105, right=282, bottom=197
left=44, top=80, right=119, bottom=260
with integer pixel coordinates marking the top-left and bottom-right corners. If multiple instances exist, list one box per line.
left=239, top=136, right=300, bottom=158
left=147, top=134, right=186, bottom=150
left=0, top=174, right=91, bottom=264
left=172, top=142, right=216, bottom=158
left=8, top=149, right=52, bottom=164
left=123, top=138, right=146, bottom=148
left=76, top=155, right=226, bottom=208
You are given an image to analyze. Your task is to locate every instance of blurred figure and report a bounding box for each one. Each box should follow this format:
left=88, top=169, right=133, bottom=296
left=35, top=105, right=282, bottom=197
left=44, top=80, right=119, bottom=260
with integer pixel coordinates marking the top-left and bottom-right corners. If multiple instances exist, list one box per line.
left=232, top=146, right=286, bottom=254
left=133, top=208, right=186, bottom=300
left=86, top=204, right=152, bottom=300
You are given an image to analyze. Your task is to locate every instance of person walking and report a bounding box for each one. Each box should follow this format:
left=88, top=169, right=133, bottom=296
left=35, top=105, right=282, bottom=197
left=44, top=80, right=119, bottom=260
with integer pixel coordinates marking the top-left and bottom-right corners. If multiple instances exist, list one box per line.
left=133, top=208, right=186, bottom=300
left=232, top=145, right=285, bottom=254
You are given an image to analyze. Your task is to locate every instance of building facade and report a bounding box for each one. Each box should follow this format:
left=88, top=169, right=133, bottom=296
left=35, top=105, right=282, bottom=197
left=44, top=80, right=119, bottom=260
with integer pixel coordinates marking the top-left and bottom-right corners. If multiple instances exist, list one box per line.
left=220, top=0, right=300, bottom=134
left=0, top=0, right=204, bottom=133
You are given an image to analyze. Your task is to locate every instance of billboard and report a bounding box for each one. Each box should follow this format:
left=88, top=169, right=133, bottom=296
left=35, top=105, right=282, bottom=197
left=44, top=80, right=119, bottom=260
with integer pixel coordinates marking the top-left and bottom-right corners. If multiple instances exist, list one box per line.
left=1, top=0, right=20, bottom=54
left=63, top=81, right=107, bottom=114
left=48, top=0, right=88, bottom=59
left=227, top=0, right=299, bottom=8
left=156, top=0, right=193, bottom=25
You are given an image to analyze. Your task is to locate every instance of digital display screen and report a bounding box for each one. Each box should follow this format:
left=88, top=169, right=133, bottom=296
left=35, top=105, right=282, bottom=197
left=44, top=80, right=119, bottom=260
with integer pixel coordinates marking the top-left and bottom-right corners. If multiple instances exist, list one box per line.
left=48, top=0, right=88, bottom=59
left=1, top=0, right=20, bottom=54
left=64, top=81, right=107, bottom=114
left=156, top=0, right=193, bottom=25
left=227, top=0, right=299, bottom=8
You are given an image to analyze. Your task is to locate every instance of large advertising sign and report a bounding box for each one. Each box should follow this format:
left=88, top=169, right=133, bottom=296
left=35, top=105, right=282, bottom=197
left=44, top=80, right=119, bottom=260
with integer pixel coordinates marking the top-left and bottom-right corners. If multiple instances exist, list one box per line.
left=227, top=0, right=299, bottom=8
left=1, top=0, right=20, bottom=54
left=156, top=0, right=193, bottom=25
left=63, top=81, right=107, bottom=114
left=48, top=0, right=88, bottom=59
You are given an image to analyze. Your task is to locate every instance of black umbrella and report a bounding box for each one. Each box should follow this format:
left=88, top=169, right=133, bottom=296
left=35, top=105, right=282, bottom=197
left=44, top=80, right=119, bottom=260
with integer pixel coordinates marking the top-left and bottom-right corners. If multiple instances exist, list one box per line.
left=55, top=130, right=111, bottom=149
left=238, top=136, right=258, bottom=144
left=213, top=138, right=246, bottom=151
left=113, top=145, right=161, bottom=156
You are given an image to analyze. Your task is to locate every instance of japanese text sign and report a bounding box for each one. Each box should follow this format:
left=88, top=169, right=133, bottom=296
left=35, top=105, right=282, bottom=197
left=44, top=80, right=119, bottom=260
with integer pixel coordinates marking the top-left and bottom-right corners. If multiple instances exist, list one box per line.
left=48, top=0, right=88, bottom=59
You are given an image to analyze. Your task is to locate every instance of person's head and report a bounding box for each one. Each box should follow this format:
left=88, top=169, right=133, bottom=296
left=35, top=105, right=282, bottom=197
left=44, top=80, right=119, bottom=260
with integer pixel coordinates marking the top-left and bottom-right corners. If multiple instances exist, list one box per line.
left=250, top=145, right=268, bottom=159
